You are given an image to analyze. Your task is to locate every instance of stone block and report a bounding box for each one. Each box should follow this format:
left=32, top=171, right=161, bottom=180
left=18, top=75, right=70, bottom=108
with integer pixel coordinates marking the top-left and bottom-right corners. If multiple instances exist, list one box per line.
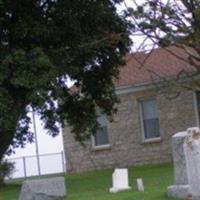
left=136, top=178, right=144, bottom=192
left=167, top=185, right=190, bottom=199
left=19, top=177, right=66, bottom=200
left=109, top=168, right=131, bottom=193
left=167, top=131, right=189, bottom=199
left=168, top=127, right=200, bottom=199
left=171, top=131, right=188, bottom=185
left=184, top=127, right=200, bottom=199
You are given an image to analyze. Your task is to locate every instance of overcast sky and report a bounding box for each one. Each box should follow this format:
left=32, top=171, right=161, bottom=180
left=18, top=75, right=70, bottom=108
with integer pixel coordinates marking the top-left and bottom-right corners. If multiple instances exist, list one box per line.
left=7, top=113, right=65, bottom=159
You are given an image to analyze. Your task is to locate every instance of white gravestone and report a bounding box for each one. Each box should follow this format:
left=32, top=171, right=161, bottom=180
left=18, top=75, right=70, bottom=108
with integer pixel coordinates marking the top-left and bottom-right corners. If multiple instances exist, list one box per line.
left=184, top=127, right=200, bottom=200
left=19, top=177, right=66, bottom=200
left=136, top=178, right=144, bottom=192
left=167, top=131, right=190, bottom=199
left=109, top=168, right=131, bottom=193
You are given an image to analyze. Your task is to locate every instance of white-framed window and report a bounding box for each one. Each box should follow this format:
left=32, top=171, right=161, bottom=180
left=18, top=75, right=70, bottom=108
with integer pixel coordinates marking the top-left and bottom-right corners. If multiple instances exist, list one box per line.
left=139, top=97, right=160, bottom=140
left=92, top=115, right=109, bottom=148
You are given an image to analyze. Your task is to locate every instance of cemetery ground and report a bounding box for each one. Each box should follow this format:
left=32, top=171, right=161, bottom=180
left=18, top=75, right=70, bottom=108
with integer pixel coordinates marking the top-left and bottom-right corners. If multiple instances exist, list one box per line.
left=0, top=164, right=179, bottom=200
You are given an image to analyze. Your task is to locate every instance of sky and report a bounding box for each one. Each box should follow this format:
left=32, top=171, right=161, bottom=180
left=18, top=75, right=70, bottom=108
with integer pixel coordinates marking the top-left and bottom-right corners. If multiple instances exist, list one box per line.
left=6, top=112, right=66, bottom=178
left=7, top=113, right=65, bottom=159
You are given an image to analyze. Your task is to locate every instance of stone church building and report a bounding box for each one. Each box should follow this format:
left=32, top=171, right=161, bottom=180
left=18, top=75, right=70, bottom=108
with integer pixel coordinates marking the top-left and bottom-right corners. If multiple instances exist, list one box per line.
left=63, top=46, right=200, bottom=173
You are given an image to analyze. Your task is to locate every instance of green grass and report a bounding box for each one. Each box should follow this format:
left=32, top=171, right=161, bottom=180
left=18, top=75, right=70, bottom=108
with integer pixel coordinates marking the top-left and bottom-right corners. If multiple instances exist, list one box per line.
left=0, top=164, right=179, bottom=200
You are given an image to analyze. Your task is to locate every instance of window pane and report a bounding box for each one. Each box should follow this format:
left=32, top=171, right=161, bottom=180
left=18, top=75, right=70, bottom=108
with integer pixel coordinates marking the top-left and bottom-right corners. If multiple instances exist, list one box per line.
left=94, top=127, right=109, bottom=146
left=143, top=118, right=160, bottom=139
left=141, top=99, right=158, bottom=119
left=94, top=115, right=109, bottom=146
left=97, top=115, right=107, bottom=127
left=141, top=98, right=160, bottom=139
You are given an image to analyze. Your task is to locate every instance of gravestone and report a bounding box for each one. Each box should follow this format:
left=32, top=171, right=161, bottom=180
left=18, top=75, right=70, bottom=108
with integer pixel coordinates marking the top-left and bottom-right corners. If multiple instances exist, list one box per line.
left=136, top=178, right=144, bottom=192
left=19, top=177, right=66, bottom=200
left=184, top=128, right=200, bottom=199
left=167, top=127, right=200, bottom=199
left=109, top=168, right=131, bottom=193
left=167, top=130, right=190, bottom=199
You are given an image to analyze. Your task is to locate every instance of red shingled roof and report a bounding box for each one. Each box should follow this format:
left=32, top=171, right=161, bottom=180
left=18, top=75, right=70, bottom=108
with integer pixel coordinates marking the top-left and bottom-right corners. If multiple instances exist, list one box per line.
left=116, top=46, right=199, bottom=88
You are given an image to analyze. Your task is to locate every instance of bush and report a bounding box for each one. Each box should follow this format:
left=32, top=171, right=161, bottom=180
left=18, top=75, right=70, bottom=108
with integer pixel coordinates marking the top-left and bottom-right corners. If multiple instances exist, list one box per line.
left=0, top=160, right=15, bottom=186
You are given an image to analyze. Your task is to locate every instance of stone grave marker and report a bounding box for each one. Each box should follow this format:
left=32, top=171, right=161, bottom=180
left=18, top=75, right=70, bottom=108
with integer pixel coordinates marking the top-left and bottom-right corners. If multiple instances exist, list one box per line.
left=167, top=127, right=200, bottom=199
left=184, top=128, right=200, bottom=199
left=19, top=176, right=66, bottom=200
left=109, top=168, right=131, bottom=193
left=167, top=130, right=190, bottom=199
left=136, top=178, right=144, bottom=192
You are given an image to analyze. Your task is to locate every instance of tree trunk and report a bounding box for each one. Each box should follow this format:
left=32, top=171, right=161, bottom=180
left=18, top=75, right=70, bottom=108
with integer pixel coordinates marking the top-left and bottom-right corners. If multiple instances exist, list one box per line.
left=0, top=130, right=16, bottom=161
left=0, top=98, right=26, bottom=161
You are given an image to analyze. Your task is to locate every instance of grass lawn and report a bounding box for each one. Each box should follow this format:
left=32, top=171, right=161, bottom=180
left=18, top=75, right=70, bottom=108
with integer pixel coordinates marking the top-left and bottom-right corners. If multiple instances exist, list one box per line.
left=0, top=163, right=179, bottom=200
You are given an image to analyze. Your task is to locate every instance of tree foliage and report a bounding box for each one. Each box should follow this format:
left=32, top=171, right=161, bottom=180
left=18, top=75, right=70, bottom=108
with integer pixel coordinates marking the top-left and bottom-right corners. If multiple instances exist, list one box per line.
left=126, top=0, right=199, bottom=47
left=124, top=0, right=200, bottom=89
left=0, top=160, right=14, bottom=185
left=0, top=0, right=130, bottom=160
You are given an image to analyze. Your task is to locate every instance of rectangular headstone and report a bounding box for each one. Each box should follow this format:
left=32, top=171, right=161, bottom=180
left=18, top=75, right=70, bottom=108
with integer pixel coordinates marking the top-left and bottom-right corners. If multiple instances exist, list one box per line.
left=19, top=177, right=66, bottom=200
left=109, top=168, right=131, bottom=193
left=167, top=131, right=190, bottom=199
left=167, top=128, right=200, bottom=199
left=172, top=131, right=188, bottom=185
left=184, top=127, right=200, bottom=199
left=136, top=178, right=144, bottom=192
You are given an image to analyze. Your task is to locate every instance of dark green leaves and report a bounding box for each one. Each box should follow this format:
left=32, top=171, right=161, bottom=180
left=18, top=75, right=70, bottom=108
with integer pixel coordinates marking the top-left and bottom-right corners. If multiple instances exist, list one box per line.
left=0, top=0, right=130, bottom=158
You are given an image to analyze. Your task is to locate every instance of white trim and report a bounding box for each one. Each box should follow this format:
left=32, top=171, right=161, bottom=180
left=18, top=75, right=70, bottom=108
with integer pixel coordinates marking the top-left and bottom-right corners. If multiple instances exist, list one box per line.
left=139, top=99, right=146, bottom=142
left=116, top=82, right=152, bottom=95
left=193, top=91, right=200, bottom=127
left=115, top=74, right=200, bottom=96
left=138, top=97, right=161, bottom=142
left=91, top=144, right=111, bottom=151
left=142, top=137, right=162, bottom=144
left=91, top=135, right=96, bottom=147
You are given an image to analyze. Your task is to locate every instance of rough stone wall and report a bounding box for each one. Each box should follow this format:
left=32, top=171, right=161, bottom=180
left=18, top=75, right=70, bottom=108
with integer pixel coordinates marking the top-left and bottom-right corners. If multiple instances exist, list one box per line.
left=63, top=88, right=197, bottom=173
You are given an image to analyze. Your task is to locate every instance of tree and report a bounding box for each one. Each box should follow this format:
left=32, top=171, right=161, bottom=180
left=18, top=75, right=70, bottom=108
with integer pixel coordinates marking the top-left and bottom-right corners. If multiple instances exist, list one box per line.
left=125, top=0, right=198, bottom=47
left=123, top=0, right=200, bottom=90
left=0, top=0, right=131, bottom=161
